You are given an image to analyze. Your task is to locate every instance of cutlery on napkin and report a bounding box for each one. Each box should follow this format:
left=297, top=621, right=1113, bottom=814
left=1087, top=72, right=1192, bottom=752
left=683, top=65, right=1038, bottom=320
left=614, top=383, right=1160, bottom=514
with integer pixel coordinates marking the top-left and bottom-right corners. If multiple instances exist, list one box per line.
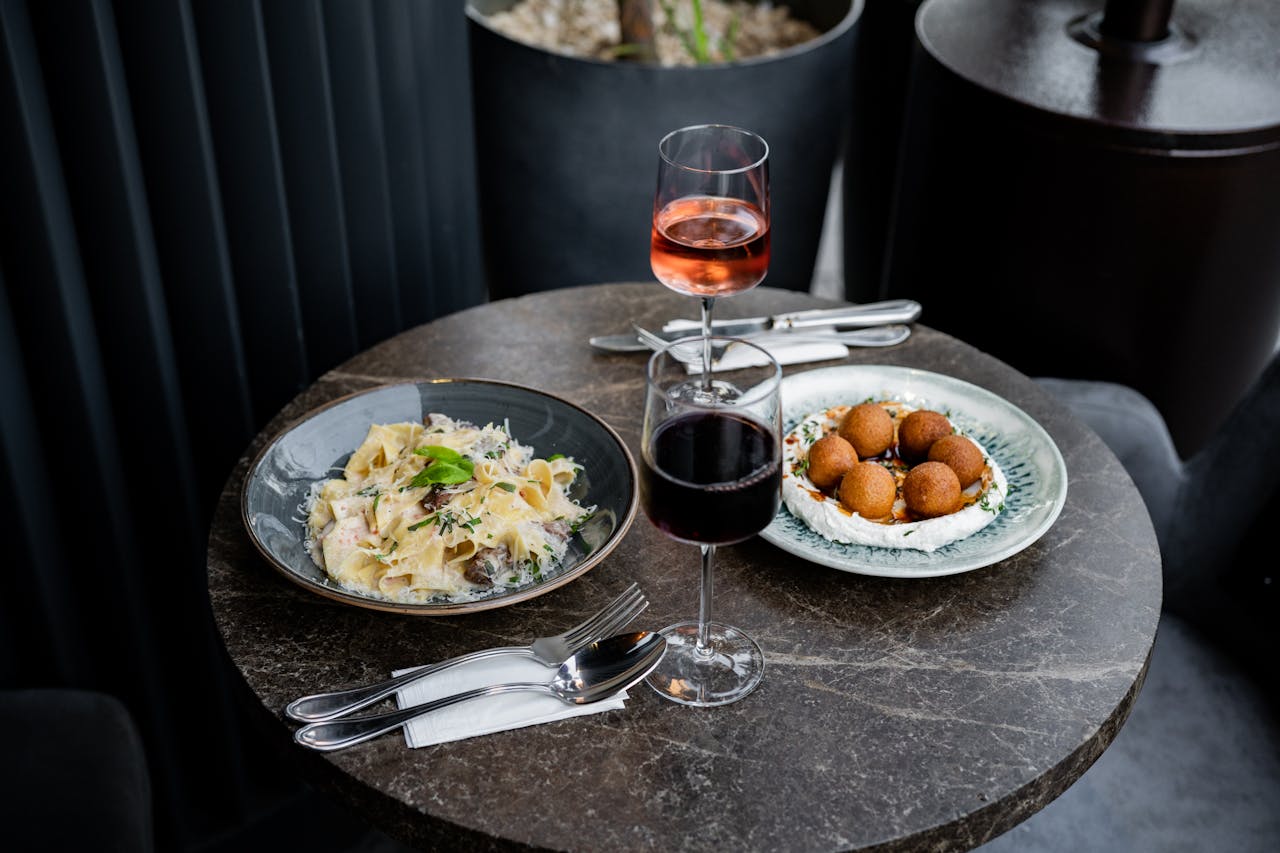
left=637, top=324, right=911, bottom=373
left=662, top=299, right=921, bottom=337
left=587, top=300, right=922, bottom=353
left=680, top=332, right=849, bottom=372
left=393, top=654, right=627, bottom=747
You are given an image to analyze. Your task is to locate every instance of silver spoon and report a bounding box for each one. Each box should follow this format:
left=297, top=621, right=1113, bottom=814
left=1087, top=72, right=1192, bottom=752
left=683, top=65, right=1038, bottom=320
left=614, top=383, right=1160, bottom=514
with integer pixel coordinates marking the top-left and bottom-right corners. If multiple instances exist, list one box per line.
left=293, top=631, right=668, bottom=752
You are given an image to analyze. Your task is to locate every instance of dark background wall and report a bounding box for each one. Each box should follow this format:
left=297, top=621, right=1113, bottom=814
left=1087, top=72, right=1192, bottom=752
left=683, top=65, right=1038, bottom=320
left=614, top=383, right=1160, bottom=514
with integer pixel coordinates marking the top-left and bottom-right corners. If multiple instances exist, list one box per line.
left=0, top=0, right=483, bottom=847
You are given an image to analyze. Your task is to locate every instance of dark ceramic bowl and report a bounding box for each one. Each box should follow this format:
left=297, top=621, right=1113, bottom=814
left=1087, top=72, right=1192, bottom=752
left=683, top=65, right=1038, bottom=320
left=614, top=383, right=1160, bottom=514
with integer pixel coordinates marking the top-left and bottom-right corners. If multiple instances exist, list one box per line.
left=241, top=380, right=638, bottom=615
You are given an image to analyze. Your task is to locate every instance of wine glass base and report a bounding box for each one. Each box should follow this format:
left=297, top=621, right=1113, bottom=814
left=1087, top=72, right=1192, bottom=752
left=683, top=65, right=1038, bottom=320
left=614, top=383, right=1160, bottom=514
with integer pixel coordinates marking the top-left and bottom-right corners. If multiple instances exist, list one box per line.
left=667, top=378, right=742, bottom=405
left=646, top=621, right=764, bottom=707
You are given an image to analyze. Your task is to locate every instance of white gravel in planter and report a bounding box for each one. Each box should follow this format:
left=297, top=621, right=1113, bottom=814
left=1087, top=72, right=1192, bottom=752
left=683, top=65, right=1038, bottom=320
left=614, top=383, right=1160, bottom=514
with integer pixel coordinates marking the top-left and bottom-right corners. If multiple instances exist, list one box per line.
left=485, top=0, right=821, bottom=66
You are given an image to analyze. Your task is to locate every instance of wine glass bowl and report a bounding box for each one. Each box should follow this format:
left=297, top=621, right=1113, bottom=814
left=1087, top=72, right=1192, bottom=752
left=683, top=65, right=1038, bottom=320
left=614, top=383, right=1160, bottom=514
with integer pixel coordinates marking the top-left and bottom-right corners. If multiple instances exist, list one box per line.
left=651, top=125, right=770, bottom=383
left=650, top=125, right=770, bottom=299
left=640, top=337, right=782, bottom=707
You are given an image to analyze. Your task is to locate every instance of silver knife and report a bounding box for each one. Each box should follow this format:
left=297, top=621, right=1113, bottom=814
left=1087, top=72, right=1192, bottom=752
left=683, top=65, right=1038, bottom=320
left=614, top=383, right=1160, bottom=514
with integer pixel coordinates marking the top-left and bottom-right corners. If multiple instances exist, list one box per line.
left=589, top=300, right=922, bottom=353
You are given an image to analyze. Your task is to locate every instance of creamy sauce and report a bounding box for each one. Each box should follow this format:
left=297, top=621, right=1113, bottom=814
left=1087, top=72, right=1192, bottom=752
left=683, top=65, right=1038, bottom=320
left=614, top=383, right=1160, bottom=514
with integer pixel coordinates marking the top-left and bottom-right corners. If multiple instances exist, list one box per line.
left=782, top=403, right=1007, bottom=553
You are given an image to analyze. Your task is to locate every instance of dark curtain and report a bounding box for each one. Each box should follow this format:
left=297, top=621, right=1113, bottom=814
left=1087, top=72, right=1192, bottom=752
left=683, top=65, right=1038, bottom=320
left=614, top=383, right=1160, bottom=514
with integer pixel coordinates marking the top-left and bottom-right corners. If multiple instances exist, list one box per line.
left=0, top=0, right=484, bottom=848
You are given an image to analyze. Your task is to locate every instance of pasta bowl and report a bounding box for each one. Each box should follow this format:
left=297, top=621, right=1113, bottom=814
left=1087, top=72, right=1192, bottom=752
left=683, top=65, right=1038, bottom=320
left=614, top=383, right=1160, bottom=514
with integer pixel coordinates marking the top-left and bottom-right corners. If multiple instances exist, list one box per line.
left=241, top=379, right=638, bottom=615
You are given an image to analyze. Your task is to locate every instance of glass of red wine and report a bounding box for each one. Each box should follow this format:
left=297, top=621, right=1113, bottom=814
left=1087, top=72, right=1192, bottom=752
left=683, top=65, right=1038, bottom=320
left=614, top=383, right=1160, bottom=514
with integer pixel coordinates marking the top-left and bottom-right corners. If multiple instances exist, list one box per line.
left=651, top=125, right=770, bottom=384
left=640, top=336, right=782, bottom=706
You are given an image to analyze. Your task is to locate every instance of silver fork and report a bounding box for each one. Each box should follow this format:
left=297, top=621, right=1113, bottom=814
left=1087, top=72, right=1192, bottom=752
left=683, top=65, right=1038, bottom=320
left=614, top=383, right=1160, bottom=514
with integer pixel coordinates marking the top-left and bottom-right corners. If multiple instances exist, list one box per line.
left=632, top=324, right=911, bottom=360
left=284, top=583, right=648, bottom=723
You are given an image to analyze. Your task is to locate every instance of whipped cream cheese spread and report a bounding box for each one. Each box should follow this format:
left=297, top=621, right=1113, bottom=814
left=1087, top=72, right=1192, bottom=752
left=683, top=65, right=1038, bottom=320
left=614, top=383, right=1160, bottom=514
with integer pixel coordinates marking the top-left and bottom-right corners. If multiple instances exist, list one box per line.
left=781, top=404, right=1008, bottom=553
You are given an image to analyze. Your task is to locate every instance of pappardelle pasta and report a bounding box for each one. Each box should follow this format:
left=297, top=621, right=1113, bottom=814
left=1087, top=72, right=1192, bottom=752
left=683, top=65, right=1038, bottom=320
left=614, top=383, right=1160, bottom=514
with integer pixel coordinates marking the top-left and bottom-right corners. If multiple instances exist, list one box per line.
left=305, top=414, right=594, bottom=602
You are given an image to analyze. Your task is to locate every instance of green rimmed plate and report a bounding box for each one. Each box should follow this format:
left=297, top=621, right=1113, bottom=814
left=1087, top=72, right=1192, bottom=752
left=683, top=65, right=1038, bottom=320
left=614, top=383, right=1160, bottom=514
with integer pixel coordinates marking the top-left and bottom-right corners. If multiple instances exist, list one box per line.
left=760, top=365, right=1067, bottom=577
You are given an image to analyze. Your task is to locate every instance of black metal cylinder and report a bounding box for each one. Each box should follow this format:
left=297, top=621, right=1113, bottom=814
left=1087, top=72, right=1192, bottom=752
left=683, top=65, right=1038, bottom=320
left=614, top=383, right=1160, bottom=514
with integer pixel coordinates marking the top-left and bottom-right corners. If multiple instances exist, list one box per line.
left=1100, top=0, right=1175, bottom=41
left=884, top=0, right=1280, bottom=455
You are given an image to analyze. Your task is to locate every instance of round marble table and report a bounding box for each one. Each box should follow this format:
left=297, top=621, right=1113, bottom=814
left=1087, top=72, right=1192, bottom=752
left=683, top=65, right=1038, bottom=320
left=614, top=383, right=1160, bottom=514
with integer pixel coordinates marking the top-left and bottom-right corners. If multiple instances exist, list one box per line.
left=207, top=284, right=1162, bottom=851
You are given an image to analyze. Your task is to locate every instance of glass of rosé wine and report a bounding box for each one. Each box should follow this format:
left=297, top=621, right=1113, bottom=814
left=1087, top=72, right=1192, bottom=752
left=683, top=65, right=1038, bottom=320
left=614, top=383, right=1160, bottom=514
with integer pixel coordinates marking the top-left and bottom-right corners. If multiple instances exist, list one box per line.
left=651, top=125, right=770, bottom=385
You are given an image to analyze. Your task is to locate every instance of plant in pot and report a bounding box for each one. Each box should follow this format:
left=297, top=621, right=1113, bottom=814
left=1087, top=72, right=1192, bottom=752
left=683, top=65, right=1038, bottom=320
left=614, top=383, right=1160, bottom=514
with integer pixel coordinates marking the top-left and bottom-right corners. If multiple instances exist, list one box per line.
left=466, top=0, right=863, bottom=298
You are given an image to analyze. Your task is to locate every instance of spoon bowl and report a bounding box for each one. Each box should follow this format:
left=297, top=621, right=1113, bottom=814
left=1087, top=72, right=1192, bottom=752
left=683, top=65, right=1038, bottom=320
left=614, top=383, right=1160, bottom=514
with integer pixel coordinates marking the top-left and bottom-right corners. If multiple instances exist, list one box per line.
left=294, top=631, right=668, bottom=752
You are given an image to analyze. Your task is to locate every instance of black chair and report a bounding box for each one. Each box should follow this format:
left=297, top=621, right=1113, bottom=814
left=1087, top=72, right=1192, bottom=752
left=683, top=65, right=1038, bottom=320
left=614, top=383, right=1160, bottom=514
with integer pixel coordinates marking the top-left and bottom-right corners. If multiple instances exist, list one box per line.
left=1039, top=351, right=1279, bottom=633
left=974, top=359, right=1280, bottom=851
left=0, top=690, right=153, bottom=852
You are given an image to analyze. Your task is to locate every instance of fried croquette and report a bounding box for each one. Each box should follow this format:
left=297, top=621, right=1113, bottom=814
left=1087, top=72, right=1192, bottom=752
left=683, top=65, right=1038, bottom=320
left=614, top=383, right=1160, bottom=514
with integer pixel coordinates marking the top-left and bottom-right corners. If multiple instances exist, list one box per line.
left=837, top=402, right=894, bottom=458
left=837, top=462, right=896, bottom=519
left=903, top=461, right=961, bottom=518
left=806, top=434, right=859, bottom=490
left=927, top=434, right=985, bottom=487
left=897, top=410, right=953, bottom=462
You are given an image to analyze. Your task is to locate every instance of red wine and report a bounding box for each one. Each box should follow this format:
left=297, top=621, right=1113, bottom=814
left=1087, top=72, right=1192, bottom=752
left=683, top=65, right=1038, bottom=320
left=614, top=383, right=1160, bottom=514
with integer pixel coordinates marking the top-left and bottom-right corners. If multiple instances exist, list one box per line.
left=641, top=412, right=781, bottom=545
left=650, top=196, right=770, bottom=297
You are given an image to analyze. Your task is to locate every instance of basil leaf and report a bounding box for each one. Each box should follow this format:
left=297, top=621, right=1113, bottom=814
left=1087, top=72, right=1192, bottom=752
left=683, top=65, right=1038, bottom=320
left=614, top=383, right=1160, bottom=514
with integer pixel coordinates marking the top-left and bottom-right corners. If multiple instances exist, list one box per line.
left=406, top=455, right=475, bottom=488
left=414, top=445, right=464, bottom=463
left=427, top=461, right=472, bottom=485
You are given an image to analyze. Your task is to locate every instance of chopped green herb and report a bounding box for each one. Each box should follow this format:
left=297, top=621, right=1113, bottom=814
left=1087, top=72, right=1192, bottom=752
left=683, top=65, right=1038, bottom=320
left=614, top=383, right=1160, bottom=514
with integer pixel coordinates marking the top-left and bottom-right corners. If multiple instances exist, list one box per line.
left=495, top=482, right=517, bottom=492
left=356, top=485, right=380, bottom=497
left=408, top=515, right=436, bottom=532
left=903, top=530, right=914, bottom=537
left=978, top=488, right=1005, bottom=515
left=546, top=453, right=565, bottom=461
left=371, top=493, right=381, bottom=515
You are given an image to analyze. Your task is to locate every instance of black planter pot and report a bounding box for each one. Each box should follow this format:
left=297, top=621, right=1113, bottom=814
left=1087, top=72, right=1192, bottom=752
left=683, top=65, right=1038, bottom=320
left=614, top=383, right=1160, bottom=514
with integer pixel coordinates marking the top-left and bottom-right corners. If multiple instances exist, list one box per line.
left=467, top=0, right=861, bottom=299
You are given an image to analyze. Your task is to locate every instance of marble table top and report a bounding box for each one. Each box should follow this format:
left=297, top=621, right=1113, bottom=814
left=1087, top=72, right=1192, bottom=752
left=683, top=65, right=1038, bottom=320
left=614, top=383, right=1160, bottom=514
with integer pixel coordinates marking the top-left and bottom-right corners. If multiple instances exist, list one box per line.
left=207, top=284, right=1162, bottom=851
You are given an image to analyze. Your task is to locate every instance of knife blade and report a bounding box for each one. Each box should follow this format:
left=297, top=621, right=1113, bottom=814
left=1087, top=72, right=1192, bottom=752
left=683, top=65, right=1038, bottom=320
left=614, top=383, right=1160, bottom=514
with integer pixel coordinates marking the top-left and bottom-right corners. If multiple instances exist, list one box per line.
left=588, top=300, right=921, bottom=353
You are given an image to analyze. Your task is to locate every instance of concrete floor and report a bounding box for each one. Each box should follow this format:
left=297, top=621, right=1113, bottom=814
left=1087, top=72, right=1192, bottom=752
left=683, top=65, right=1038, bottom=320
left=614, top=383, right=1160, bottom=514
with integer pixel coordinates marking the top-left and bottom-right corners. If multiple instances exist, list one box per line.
left=977, top=614, right=1280, bottom=852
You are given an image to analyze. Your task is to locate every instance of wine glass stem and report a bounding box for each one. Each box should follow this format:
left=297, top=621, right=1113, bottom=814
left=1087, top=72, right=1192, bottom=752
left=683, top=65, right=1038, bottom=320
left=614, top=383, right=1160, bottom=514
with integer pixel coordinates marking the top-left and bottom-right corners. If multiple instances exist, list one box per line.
left=696, top=543, right=715, bottom=658
left=700, top=296, right=715, bottom=386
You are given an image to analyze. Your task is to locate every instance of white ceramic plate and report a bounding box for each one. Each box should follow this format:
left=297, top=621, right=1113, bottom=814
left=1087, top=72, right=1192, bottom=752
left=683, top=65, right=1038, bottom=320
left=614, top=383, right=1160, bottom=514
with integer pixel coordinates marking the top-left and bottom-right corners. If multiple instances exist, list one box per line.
left=759, top=365, right=1068, bottom=578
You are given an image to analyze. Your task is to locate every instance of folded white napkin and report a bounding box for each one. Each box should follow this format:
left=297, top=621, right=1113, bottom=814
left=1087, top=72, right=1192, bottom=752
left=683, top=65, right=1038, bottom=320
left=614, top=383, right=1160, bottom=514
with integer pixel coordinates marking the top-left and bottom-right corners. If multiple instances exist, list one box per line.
left=660, top=324, right=848, bottom=373
left=393, top=655, right=628, bottom=748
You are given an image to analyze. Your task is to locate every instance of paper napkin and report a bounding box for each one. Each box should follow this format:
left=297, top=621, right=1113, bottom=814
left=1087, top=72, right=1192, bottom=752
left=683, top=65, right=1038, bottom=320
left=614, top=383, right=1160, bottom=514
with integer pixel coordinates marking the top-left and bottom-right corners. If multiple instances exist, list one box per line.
left=661, top=325, right=848, bottom=374
left=393, top=655, right=628, bottom=748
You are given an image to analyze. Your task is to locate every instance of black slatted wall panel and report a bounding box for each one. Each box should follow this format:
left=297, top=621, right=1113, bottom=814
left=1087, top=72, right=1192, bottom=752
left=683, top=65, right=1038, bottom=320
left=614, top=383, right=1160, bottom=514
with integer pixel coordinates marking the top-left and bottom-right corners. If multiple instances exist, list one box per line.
left=0, top=0, right=484, bottom=848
